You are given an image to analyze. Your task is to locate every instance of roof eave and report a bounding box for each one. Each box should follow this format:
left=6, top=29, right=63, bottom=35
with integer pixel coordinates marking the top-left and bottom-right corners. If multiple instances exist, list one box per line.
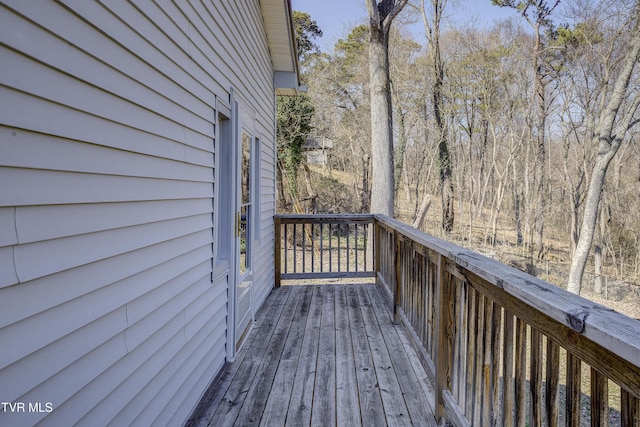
left=261, top=0, right=302, bottom=95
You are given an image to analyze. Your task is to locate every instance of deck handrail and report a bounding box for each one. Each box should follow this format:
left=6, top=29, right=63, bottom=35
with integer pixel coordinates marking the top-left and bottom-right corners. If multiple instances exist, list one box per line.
left=274, top=214, right=640, bottom=426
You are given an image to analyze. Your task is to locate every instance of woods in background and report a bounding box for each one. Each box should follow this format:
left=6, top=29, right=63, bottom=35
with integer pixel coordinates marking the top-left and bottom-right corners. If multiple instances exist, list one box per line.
left=279, top=1, right=640, bottom=295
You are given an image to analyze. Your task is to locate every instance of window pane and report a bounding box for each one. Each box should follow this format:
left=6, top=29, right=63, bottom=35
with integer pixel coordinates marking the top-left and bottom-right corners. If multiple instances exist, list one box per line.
left=241, top=132, right=251, bottom=205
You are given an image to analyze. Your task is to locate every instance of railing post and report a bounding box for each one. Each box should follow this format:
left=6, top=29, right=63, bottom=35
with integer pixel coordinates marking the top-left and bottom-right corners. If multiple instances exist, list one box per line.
left=274, top=216, right=281, bottom=287
left=436, top=254, right=454, bottom=422
left=374, top=218, right=381, bottom=287
left=393, top=234, right=402, bottom=324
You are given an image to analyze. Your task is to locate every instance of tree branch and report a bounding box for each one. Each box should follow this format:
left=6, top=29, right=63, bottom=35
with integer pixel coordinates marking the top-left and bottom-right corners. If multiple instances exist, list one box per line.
left=366, top=0, right=380, bottom=28
left=382, top=0, right=409, bottom=33
left=599, top=19, right=640, bottom=138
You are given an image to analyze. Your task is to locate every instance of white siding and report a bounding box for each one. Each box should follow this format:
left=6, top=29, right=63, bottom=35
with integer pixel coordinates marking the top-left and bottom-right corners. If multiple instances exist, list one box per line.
left=0, top=0, right=278, bottom=425
left=254, top=134, right=278, bottom=307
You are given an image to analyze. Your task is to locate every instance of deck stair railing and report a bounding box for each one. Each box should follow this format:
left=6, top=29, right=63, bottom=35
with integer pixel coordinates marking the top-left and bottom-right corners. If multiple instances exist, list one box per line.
left=274, top=214, right=640, bottom=427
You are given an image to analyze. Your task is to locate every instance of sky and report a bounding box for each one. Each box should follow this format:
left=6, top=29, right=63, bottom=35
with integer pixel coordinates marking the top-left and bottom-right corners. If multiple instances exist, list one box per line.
left=290, top=0, right=525, bottom=51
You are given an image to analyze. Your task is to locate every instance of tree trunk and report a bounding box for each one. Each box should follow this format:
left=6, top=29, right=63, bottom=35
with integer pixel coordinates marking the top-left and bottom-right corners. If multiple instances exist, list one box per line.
left=369, top=27, right=394, bottom=216
left=402, top=149, right=412, bottom=207
left=412, top=194, right=432, bottom=230
left=569, top=195, right=579, bottom=257
left=567, top=15, right=640, bottom=294
left=421, top=0, right=454, bottom=232
left=433, top=3, right=454, bottom=233
left=532, top=22, right=547, bottom=261
left=366, top=0, right=408, bottom=216
left=512, top=161, right=523, bottom=246
left=302, top=164, right=317, bottom=213
left=360, top=153, right=371, bottom=213
left=439, top=134, right=455, bottom=232
left=276, top=160, right=288, bottom=209
left=567, top=161, right=609, bottom=294
left=594, top=244, right=604, bottom=295
left=394, top=109, right=407, bottom=195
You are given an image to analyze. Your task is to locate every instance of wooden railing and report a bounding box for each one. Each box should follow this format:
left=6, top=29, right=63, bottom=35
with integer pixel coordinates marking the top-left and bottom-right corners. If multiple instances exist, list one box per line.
left=274, top=214, right=375, bottom=287
left=274, top=214, right=640, bottom=426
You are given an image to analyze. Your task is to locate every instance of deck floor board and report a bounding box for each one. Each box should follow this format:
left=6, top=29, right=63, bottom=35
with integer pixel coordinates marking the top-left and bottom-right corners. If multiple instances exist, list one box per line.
left=188, top=284, right=437, bottom=427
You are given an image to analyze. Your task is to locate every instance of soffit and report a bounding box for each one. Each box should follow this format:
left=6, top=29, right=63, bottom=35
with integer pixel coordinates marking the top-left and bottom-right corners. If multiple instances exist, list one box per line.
left=260, top=0, right=300, bottom=85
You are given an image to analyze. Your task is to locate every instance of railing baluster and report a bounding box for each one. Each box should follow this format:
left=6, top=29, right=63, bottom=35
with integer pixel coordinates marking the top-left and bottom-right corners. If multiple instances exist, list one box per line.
left=374, top=223, right=378, bottom=275
left=590, top=367, right=608, bottom=427
left=621, top=389, right=640, bottom=427
left=473, top=292, right=485, bottom=427
left=364, top=223, right=368, bottom=272
left=481, top=298, right=494, bottom=426
left=420, top=253, right=426, bottom=349
left=503, top=311, right=515, bottom=427
left=355, top=224, right=359, bottom=272
left=293, top=224, right=297, bottom=274
left=417, top=253, right=423, bottom=346
left=320, top=223, right=324, bottom=273
left=415, top=253, right=420, bottom=348
left=567, top=353, right=581, bottom=427
left=546, top=339, right=560, bottom=427
left=302, top=223, right=306, bottom=274
left=310, top=224, right=315, bottom=273
left=426, top=254, right=433, bottom=354
left=346, top=223, right=350, bottom=272
left=530, top=329, right=543, bottom=426
left=465, top=287, right=477, bottom=420
left=284, top=223, right=288, bottom=274
left=393, top=234, right=401, bottom=324
left=274, top=216, right=281, bottom=287
left=515, top=319, right=527, bottom=427
left=490, top=302, right=502, bottom=427
left=338, top=225, right=342, bottom=272
left=458, top=282, right=469, bottom=408
left=329, top=223, right=332, bottom=273
left=436, top=253, right=454, bottom=420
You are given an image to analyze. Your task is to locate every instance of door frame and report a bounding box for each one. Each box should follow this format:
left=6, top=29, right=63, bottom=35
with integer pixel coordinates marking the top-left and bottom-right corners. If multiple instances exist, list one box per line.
left=227, top=98, right=258, bottom=356
left=234, top=125, right=255, bottom=350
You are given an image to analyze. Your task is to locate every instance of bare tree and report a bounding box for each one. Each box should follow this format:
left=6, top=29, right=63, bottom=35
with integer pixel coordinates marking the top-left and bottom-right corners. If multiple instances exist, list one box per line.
left=306, top=25, right=373, bottom=212
left=417, top=0, right=454, bottom=231
left=567, top=4, right=640, bottom=294
left=367, top=0, right=409, bottom=216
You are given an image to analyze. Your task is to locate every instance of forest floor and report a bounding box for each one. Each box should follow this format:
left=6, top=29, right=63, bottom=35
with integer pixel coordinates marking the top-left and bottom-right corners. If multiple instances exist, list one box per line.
left=406, top=208, right=640, bottom=321
left=307, top=165, right=640, bottom=321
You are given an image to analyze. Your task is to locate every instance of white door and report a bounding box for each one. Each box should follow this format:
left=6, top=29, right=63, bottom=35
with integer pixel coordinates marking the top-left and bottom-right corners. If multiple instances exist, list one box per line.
left=235, top=129, right=253, bottom=348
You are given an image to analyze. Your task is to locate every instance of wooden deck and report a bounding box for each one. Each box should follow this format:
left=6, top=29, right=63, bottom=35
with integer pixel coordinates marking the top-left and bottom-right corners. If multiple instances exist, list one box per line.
left=187, top=284, right=438, bottom=427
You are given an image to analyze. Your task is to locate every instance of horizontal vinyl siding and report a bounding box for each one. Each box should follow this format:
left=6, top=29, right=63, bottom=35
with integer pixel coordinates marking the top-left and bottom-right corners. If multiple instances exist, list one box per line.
left=0, top=166, right=212, bottom=208
left=0, top=232, right=212, bottom=330
left=1, top=129, right=213, bottom=182
left=0, top=0, right=278, bottom=426
left=14, top=215, right=212, bottom=283
left=14, top=199, right=213, bottom=245
left=206, top=1, right=274, bottom=112
left=253, top=128, right=277, bottom=307
left=0, top=46, right=213, bottom=147
left=0, top=208, right=18, bottom=246
left=109, top=294, right=227, bottom=426
left=1, top=1, right=218, bottom=112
